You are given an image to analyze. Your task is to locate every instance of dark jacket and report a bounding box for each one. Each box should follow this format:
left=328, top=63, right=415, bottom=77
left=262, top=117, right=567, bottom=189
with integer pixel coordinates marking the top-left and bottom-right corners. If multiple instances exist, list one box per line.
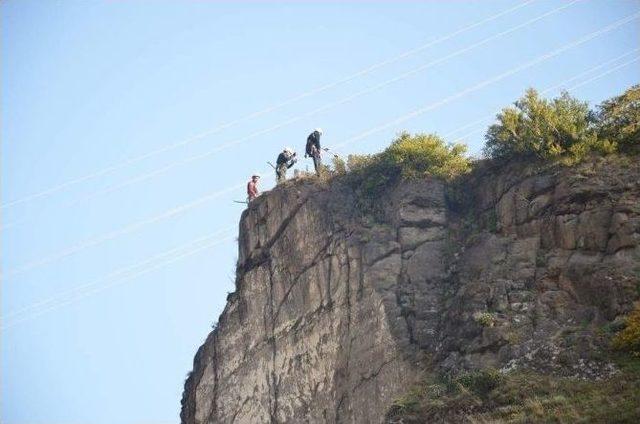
left=276, top=152, right=295, bottom=168
left=305, top=131, right=321, bottom=156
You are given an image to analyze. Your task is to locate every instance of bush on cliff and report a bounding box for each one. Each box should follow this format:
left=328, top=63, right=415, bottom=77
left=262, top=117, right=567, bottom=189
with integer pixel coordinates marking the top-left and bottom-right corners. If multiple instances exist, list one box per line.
left=344, top=132, right=470, bottom=179
left=331, top=155, right=347, bottom=175
left=613, top=304, right=640, bottom=357
left=329, top=132, right=470, bottom=220
left=345, top=132, right=470, bottom=182
left=340, top=132, right=470, bottom=216
left=483, top=89, right=603, bottom=161
left=387, top=359, right=640, bottom=423
left=596, top=85, right=640, bottom=154
left=483, top=86, right=639, bottom=162
left=383, top=132, right=471, bottom=179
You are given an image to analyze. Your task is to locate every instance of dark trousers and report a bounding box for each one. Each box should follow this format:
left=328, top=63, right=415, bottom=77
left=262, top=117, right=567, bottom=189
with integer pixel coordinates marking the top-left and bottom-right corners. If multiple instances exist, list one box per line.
left=312, top=153, right=322, bottom=175
left=276, top=165, right=287, bottom=183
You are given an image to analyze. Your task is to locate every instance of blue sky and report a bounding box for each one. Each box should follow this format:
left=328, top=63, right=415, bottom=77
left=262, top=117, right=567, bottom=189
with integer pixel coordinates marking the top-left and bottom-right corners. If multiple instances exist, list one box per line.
left=2, top=1, right=638, bottom=423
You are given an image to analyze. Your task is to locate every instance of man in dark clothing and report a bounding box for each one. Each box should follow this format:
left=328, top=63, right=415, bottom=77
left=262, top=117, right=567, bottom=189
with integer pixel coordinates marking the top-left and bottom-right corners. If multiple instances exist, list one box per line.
left=305, top=128, right=323, bottom=176
left=246, top=174, right=260, bottom=202
left=276, top=147, right=297, bottom=183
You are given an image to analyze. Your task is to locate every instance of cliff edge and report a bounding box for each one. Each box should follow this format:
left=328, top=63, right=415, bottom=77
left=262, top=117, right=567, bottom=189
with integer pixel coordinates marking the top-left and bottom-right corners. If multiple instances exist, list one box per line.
left=181, top=155, right=640, bottom=423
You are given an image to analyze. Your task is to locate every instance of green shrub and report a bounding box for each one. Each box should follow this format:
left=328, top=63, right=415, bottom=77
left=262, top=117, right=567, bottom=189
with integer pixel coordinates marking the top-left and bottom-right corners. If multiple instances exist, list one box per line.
left=341, top=133, right=470, bottom=219
left=455, top=368, right=503, bottom=397
left=331, top=155, right=347, bottom=175
left=483, top=86, right=640, bottom=162
left=483, top=89, right=597, bottom=161
left=387, top=360, right=640, bottom=423
left=564, top=134, right=618, bottom=164
left=345, top=132, right=470, bottom=181
left=383, top=132, right=471, bottom=179
left=348, top=154, right=399, bottom=198
left=596, top=85, right=640, bottom=154
left=346, top=153, right=376, bottom=172
left=612, top=304, right=640, bottom=356
left=389, top=386, right=424, bottom=414
left=473, top=311, right=496, bottom=327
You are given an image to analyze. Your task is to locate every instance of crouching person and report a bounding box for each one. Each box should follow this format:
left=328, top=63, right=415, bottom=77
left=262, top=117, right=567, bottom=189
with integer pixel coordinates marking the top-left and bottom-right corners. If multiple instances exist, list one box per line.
left=276, top=147, right=297, bottom=183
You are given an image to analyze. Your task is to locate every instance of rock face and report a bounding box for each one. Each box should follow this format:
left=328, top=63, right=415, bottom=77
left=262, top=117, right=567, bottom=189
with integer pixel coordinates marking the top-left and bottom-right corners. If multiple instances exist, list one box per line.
left=181, top=156, right=640, bottom=424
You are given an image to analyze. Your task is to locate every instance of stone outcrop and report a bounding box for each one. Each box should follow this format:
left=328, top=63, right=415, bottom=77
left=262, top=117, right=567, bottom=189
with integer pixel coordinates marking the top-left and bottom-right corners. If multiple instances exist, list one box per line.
left=181, top=156, right=640, bottom=423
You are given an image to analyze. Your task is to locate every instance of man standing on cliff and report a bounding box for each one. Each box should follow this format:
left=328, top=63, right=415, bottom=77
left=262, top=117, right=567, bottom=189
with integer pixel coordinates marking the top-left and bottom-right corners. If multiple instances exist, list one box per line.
left=246, top=174, right=260, bottom=202
left=305, top=128, right=323, bottom=176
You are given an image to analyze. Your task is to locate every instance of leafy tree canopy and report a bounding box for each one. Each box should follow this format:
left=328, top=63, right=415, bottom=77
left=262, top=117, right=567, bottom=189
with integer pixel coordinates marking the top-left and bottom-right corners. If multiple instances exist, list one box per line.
left=596, top=84, right=640, bottom=153
left=483, top=86, right=638, bottom=161
left=483, top=88, right=599, bottom=160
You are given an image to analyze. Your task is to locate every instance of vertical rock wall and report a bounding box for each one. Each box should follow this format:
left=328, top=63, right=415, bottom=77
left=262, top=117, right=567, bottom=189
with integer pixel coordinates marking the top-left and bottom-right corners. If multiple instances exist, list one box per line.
left=182, top=179, right=446, bottom=423
left=182, top=157, right=640, bottom=423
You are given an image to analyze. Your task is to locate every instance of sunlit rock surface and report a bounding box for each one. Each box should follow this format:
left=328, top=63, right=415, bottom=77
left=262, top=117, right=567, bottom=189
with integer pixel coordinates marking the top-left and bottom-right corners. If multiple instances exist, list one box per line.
left=181, top=157, right=640, bottom=423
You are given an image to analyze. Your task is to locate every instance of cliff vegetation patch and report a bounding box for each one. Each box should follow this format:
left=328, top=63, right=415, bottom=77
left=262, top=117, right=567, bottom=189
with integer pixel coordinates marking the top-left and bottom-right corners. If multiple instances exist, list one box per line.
left=332, top=132, right=470, bottom=218
left=612, top=304, right=640, bottom=357
left=386, top=356, right=640, bottom=423
left=328, top=85, right=638, bottom=222
left=483, top=85, right=639, bottom=162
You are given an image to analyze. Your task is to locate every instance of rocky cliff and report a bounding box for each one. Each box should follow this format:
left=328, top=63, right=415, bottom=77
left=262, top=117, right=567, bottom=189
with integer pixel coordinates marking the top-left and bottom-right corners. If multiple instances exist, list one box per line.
left=181, top=155, right=640, bottom=423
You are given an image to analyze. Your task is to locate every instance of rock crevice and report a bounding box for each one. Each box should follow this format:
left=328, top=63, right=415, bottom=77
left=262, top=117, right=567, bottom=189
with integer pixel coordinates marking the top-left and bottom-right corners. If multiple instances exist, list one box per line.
left=182, top=158, right=640, bottom=423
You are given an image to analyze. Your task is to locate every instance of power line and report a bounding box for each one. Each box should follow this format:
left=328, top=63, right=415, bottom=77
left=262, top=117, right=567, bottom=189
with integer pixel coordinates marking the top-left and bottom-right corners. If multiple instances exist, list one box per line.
left=54, top=1, right=586, bottom=199
left=332, top=12, right=640, bottom=146
left=7, top=43, right=638, bottom=329
left=1, top=233, right=236, bottom=331
left=443, top=48, right=640, bottom=139
left=332, top=11, right=640, bottom=151
left=2, top=11, right=635, bottom=281
left=0, top=0, right=537, bottom=211
left=444, top=49, right=640, bottom=143
left=567, top=55, right=640, bottom=91
left=0, top=0, right=580, bottom=232
left=0, top=183, right=248, bottom=279
left=1, top=229, right=233, bottom=321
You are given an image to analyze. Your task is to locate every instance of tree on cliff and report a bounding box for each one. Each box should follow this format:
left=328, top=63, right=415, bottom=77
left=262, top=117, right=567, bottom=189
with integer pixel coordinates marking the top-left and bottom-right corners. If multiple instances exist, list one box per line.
left=482, top=88, right=601, bottom=160
left=596, top=84, right=640, bottom=154
left=482, top=86, right=640, bottom=161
